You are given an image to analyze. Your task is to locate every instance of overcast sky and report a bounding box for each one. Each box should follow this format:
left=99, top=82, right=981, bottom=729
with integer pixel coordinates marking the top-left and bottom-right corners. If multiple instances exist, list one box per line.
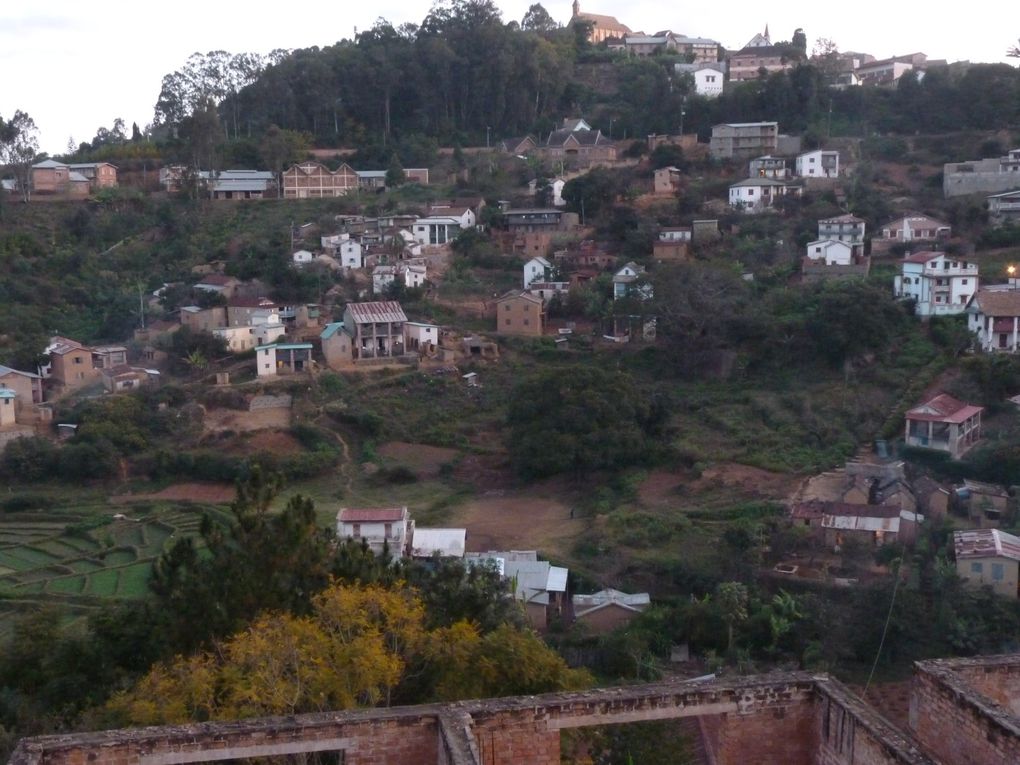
left=3, top=1, right=1016, bottom=155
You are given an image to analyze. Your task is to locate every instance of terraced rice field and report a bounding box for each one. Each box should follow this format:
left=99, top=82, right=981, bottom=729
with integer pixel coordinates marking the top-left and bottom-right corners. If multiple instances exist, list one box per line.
left=0, top=504, right=227, bottom=630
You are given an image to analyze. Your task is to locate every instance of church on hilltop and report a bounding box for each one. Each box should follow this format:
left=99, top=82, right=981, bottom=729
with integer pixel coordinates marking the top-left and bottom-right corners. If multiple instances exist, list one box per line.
left=570, top=0, right=631, bottom=44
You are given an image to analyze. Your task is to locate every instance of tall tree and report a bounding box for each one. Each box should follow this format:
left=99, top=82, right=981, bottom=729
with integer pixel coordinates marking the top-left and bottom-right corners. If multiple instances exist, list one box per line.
left=0, top=111, right=39, bottom=203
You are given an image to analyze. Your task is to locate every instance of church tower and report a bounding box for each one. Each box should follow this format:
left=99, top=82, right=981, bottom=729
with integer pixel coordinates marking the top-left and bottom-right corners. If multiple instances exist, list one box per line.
left=572, top=0, right=580, bottom=18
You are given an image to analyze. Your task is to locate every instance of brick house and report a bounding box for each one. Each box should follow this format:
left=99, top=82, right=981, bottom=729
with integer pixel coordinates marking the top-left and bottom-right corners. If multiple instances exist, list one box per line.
left=495, top=290, right=545, bottom=336
left=0, top=364, right=44, bottom=407
left=320, top=301, right=416, bottom=370
left=281, top=161, right=358, bottom=198
left=572, top=589, right=650, bottom=634
left=45, top=336, right=99, bottom=391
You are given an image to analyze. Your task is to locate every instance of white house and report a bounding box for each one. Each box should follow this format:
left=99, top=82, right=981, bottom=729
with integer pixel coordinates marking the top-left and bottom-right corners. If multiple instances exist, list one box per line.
left=966, top=288, right=1020, bottom=352
left=818, top=214, right=866, bottom=257
left=336, top=506, right=412, bottom=557
left=412, top=216, right=460, bottom=247
left=728, top=178, right=802, bottom=213
left=795, top=149, right=839, bottom=178
left=894, top=251, right=978, bottom=317
left=404, top=261, right=427, bottom=289
left=0, top=389, right=17, bottom=428
left=292, top=249, right=314, bottom=267
left=338, top=239, right=363, bottom=268
left=675, top=62, right=726, bottom=97
left=254, top=343, right=313, bottom=377
left=524, top=256, right=552, bottom=288
left=373, top=265, right=398, bottom=295
left=613, top=262, right=652, bottom=301
left=404, top=321, right=440, bottom=354
left=805, top=239, right=853, bottom=265
left=659, top=227, right=692, bottom=242
left=410, top=528, right=466, bottom=559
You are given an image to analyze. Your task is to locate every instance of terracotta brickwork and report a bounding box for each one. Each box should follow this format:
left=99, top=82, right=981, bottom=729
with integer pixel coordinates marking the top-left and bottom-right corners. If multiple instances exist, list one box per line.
left=910, top=655, right=1020, bottom=765
left=17, top=664, right=1020, bottom=765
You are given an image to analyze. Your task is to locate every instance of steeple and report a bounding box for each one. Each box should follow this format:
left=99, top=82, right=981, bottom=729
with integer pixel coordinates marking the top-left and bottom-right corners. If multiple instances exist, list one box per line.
left=572, top=0, right=580, bottom=18
left=764, top=24, right=770, bottom=42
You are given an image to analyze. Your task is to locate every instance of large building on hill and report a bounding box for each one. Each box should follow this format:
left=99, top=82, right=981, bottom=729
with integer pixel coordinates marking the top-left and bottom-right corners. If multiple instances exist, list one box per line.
left=569, top=0, right=630, bottom=44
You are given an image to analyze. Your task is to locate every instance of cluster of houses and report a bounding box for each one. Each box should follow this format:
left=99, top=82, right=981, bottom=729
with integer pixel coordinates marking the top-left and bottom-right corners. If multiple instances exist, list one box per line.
left=568, top=5, right=940, bottom=93
left=335, top=505, right=649, bottom=632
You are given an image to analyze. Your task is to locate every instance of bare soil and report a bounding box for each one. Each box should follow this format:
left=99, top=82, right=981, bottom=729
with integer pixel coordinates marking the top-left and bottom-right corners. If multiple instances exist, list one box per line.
left=227, top=430, right=304, bottom=456
left=452, top=488, right=584, bottom=558
left=112, top=483, right=236, bottom=504
left=687, top=463, right=800, bottom=502
left=203, top=407, right=291, bottom=433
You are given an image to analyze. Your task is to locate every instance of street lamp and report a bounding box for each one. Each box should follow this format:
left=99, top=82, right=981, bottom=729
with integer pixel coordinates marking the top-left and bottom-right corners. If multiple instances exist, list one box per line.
left=486, top=126, right=491, bottom=149
left=608, top=118, right=614, bottom=138
left=679, top=97, right=687, bottom=137
left=1009, top=264, right=1017, bottom=289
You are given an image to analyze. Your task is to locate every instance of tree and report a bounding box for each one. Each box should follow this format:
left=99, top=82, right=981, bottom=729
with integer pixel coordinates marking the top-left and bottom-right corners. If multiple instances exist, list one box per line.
left=0, top=111, right=40, bottom=202
left=791, top=28, right=807, bottom=55
left=149, top=469, right=333, bottom=653
left=258, top=125, right=310, bottom=197
left=521, top=3, right=558, bottom=32
left=715, top=581, right=749, bottom=654
left=385, top=153, right=406, bottom=187
left=506, top=366, right=662, bottom=479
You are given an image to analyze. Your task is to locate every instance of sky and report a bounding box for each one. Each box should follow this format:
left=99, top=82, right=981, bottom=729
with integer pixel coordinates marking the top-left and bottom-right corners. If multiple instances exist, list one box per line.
left=2, top=1, right=1017, bottom=155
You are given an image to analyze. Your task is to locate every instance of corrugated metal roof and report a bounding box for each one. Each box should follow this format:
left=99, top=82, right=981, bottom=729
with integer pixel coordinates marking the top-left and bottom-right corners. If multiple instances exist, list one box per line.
left=320, top=322, right=344, bottom=340
left=0, top=365, right=41, bottom=379
left=954, top=529, right=1020, bottom=562
left=547, top=566, right=569, bottom=593
left=411, top=528, right=466, bottom=558
left=46, top=336, right=84, bottom=355
left=822, top=514, right=900, bottom=533
left=346, top=301, right=407, bottom=324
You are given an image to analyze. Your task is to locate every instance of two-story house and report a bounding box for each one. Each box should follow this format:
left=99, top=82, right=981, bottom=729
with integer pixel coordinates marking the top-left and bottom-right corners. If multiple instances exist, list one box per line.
left=494, top=290, right=545, bottom=336
left=904, top=393, right=983, bottom=459
left=281, top=161, right=358, bottom=198
left=817, top=214, right=866, bottom=257
left=613, top=262, right=652, bottom=301
left=45, top=336, right=99, bottom=391
left=894, top=252, right=978, bottom=317
left=320, top=301, right=415, bottom=370
left=796, top=149, right=839, bottom=178
left=749, top=155, right=789, bottom=179
left=803, top=214, right=870, bottom=280
left=710, top=122, right=779, bottom=159
left=728, top=178, right=802, bottom=213
left=336, top=507, right=412, bottom=557
left=674, top=62, right=726, bottom=97
left=966, top=288, right=1020, bottom=352
left=523, top=256, right=552, bottom=288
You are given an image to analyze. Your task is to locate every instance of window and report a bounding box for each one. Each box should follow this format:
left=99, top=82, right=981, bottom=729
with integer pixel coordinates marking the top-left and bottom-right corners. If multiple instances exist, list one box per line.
left=505, top=319, right=511, bottom=326
left=352, top=523, right=361, bottom=538
left=524, top=319, right=530, bottom=326
left=962, top=279, right=968, bottom=285
left=504, top=304, right=510, bottom=311
left=971, top=562, right=983, bottom=573
left=384, top=523, right=392, bottom=538
left=74, top=356, right=83, bottom=364
left=992, top=563, right=1005, bottom=581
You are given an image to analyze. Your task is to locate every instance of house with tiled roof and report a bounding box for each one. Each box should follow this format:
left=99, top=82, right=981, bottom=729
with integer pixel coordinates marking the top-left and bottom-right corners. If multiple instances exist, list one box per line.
left=495, top=290, right=545, bottom=336
left=954, top=529, right=1020, bottom=598
left=728, top=177, right=802, bottom=213
left=905, top=393, right=983, bottom=459
left=728, top=27, right=795, bottom=82
left=0, top=364, right=44, bottom=407
left=44, top=336, right=99, bottom=392
left=967, top=288, right=1020, bottom=352
left=893, top=251, right=977, bottom=317
left=337, top=507, right=412, bottom=557
left=569, top=0, right=631, bottom=44
left=539, top=120, right=617, bottom=166
left=873, top=213, right=951, bottom=254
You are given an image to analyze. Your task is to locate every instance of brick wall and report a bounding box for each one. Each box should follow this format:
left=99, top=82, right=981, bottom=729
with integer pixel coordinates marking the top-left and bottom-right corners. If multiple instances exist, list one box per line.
left=911, top=656, right=1020, bottom=765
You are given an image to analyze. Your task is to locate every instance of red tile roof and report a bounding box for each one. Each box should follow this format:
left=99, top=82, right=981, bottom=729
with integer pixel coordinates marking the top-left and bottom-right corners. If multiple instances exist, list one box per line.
left=906, top=393, right=984, bottom=424
left=338, top=507, right=407, bottom=523
left=902, top=251, right=942, bottom=264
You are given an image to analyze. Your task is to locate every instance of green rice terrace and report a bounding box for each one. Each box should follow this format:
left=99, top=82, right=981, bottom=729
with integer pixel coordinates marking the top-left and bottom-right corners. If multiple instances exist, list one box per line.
left=0, top=502, right=228, bottom=638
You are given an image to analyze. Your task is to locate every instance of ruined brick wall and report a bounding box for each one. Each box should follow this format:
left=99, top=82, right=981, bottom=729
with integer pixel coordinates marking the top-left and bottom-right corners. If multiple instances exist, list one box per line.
left=814, top=680, right=930, bottom=765
left=911, top=657, right=1020, bottom=765
left=949, top=658, right=1020, bottom=716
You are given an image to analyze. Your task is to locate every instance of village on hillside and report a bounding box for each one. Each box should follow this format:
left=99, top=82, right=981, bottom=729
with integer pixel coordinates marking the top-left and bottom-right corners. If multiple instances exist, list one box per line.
left=3, top=3, right=1020, bottom=764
